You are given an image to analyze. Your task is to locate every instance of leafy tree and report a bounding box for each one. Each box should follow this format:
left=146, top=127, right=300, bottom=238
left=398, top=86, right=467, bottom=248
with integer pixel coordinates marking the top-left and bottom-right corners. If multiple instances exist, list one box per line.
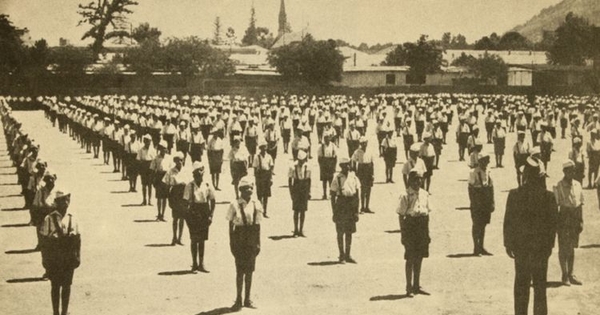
left=131, top=22, right=161, bottom=45
left=383, top=35, right=443, bottom=81
left=548, top=12, right=597, bottom=65
left=450, top=52, right=477, bottom=67
left=22, top=39, right=51, bottom=77
left=474, top=32, right=501, bottom=50
left=382, top=45, right=407, bottom=66
left=256, top=27, right=275, bottom=49
left=267, top=34, right=345, bottom=84
left=471, top=53, right=508, bottom=84
left=162, top=37, right=234, bottom=78
left=497, top=32, right=532, bottom=50
left=0, top=14, right=27, bottom=74
left=441, top=32, right=452, bottom=48
left=241, top=5, right=258, bottom=46
left=77, top=0, right=138, bottom=59
left=49, top=46, right=94, bottom=75
left=212, top=16, right=223, bottom=45
left=225, top=27, right=236, bottom=46
left=124, top=40, right=162, bottom=76
left=450, top=34, right=469, bottom=49
left=357, top=42, right=369, bottom=52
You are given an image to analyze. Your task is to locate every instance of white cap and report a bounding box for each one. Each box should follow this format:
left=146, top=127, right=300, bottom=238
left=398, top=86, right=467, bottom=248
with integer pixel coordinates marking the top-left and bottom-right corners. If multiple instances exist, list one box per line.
left=238, top=176, right=254, bottom=189
left=297, top=150, right=307, bottom=160
left=562, top=159, right=575, bottom=169
left=192, top=161, right=205, bottom=173
left=172, top=151, right=184, bottom=161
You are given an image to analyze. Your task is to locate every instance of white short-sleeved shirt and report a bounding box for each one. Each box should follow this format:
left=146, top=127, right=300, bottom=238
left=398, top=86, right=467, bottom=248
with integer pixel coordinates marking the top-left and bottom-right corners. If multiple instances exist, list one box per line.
left=226, top=198, right=263, bottom=227
left=253, top=153, right=274, bottom=171
left=318, top=142, right=337, bottom=158
left=229, top=147, right=249, bottom=162
left=397, top=187, right=432, bottom=216
left=162, top=167, right=189, bottom=186
left=288, top=163, right=311, bottom=180
left=330, top=171, right=361, bottom=196
left=40, top=211, right=80, bottom=238
left=208, top=137, right=223, bottom=151
left=183, top=181, right=215, bottom=204
left=137, top=146, right=157, bottom=161
left=150, top=155, right=172, bottom=172
left=402, top=157, right=427, bottom=175
left=553, top=179, right=584, bottom=208
left=351, top=148, right=374, bottom=164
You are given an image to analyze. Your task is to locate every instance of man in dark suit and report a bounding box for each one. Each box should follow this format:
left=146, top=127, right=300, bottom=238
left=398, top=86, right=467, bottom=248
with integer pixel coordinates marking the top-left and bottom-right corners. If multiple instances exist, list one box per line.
left=504, top=158, right=558, bottom=315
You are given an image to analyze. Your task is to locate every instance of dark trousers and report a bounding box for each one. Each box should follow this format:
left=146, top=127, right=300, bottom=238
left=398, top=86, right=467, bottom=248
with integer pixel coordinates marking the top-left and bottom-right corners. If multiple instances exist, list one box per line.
left=514, top=252, right=549, bottom=315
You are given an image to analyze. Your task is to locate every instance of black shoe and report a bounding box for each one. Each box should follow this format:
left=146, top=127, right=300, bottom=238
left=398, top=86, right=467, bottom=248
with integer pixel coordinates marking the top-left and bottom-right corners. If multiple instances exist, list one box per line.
left=481, top=249, right=493, bottom=256
left=363, top=208, right=374, bottom=214
left=345, top=256, right=357, bottom=264
left=339, top=256, right=346, bottom=264
left=413, top=286, right=430, bottom=295
left=171, top=239, right=177, bottom=246
left=298, top=232, right=306, bottom=238
left=198, top=265, right=210, bottom=273
left=141, top=201, right=147, bottom=206
left=191, top=265, right=198, bottom=274
left=406, top=289, right=414, bottom=297
left=243, top=300, right=256, bottom=308
left=176, top=240, right=184, bottom=246
left=231, top=300, right=242, bottom=311
left=561, top=275, right=570, bottom=286
left=569, top=275, right=582, bottom=285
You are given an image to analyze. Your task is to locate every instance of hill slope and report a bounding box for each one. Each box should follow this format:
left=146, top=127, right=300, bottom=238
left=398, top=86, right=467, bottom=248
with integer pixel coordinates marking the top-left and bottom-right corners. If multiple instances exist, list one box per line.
left=512, top=0, right=600, bottom=42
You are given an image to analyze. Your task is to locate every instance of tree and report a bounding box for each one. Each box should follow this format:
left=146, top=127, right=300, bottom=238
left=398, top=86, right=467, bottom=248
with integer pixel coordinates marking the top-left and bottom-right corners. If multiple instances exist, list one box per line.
left=382, top=45, right=407, bottom=66
left=241, top=5, right=258, bottom=46
left=548, top=12, right=597, bottom=65
left=450, top=34, right=469, bottom=49
left=497, top=32, right=532, bottom=50
left=162, top=37, right=234, bottom=78
left=474, top=32, right=501, bottom=50
left=268, top=34, right=345, bottom=84
left=383, top=35, right=443, bottom=83
left=451, top=52, right=477, bottom=67
left=0, top=14, right=28, bottom=74
left=212, top=17, right=223, bottom=45
left=22, top=39, right=51, bottom=77
left=256, top=27, right=275, bottom=49
left=124, top=40, right=162, bottom=76
left=49, top=46, right=94, bottom=76
left=77, top=0, right=138, bottom=59
left=471, top=53, right=508, bottom=84
left=131, top=22, right=161, bottom=45
left=441, top=32, right=452, bottom=48
left=225, top=27, right=236, bottom=46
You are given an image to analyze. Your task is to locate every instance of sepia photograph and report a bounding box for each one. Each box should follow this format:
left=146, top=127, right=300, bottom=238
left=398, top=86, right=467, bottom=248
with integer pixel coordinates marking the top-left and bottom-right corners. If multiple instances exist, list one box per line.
left=0, top=0, right=599, bottom=314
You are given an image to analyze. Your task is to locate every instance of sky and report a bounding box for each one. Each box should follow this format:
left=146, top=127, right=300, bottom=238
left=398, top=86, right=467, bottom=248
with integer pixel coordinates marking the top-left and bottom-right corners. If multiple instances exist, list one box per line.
left=1, top=0, right=564, bottom=47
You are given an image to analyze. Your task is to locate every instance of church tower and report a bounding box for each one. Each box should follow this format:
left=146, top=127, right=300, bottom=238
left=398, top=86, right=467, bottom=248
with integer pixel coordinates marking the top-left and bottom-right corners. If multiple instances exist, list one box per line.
left=278, top=0, right=289, bottom=36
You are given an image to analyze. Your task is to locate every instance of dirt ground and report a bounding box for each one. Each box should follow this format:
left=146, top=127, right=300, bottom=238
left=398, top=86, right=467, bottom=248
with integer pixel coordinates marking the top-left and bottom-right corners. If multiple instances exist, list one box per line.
left=1, top=110, right=599, bottom=315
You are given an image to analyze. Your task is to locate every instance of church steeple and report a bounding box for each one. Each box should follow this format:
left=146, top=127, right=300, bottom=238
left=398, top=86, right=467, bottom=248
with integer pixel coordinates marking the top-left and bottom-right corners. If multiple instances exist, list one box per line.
left=278, top=0, right=288, bottom=36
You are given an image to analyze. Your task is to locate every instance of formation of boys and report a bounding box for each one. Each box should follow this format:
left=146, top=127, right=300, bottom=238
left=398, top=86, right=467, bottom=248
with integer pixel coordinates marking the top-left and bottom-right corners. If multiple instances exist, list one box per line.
left=2, top=92, right=600, bottom=314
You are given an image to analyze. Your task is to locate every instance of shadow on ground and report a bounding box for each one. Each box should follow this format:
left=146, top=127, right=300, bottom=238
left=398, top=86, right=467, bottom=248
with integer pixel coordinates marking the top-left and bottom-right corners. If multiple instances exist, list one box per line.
left=6, top=277, right=47, bottom=283
left=580, top=244, right=600, bottom=249
left=158, top=270, right=196, bottom=276
left=269, top=235, right=296, bottom=241
left=447, top=253, right=478, bottom=258
left=370, top=294, right=413, bottom=301
left=307, top=261, right=340, bottom=266
left=195, top=306, right=237, bottom=315
left=5, top=248, right=38, bottom=254
left=1, top=223, right=30, bottom=228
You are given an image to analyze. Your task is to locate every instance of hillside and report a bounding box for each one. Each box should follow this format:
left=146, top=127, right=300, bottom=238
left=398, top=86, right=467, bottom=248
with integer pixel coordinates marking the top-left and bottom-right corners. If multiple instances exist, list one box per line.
left=512, top=0, right=600, bottom=42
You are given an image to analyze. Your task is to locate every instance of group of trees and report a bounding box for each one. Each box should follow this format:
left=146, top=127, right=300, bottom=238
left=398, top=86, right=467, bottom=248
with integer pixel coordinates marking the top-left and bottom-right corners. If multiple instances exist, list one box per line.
left=547, top=12, right=600, bottom=65
left=124, top=36, right=234, bottom=79
left=268, top=34, right=345, bottom=84
left=451, top=53, right=508, bottom=84
left=382, top=35, right=443, bottom=83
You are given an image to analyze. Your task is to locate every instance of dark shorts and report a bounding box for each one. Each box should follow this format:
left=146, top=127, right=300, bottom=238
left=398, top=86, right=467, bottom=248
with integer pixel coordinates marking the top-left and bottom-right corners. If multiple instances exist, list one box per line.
left=401, top=216, right=430, bottom=260
left=47, top=267, right=75, bottom=286
left=234, top=251, right=257, bottom=273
